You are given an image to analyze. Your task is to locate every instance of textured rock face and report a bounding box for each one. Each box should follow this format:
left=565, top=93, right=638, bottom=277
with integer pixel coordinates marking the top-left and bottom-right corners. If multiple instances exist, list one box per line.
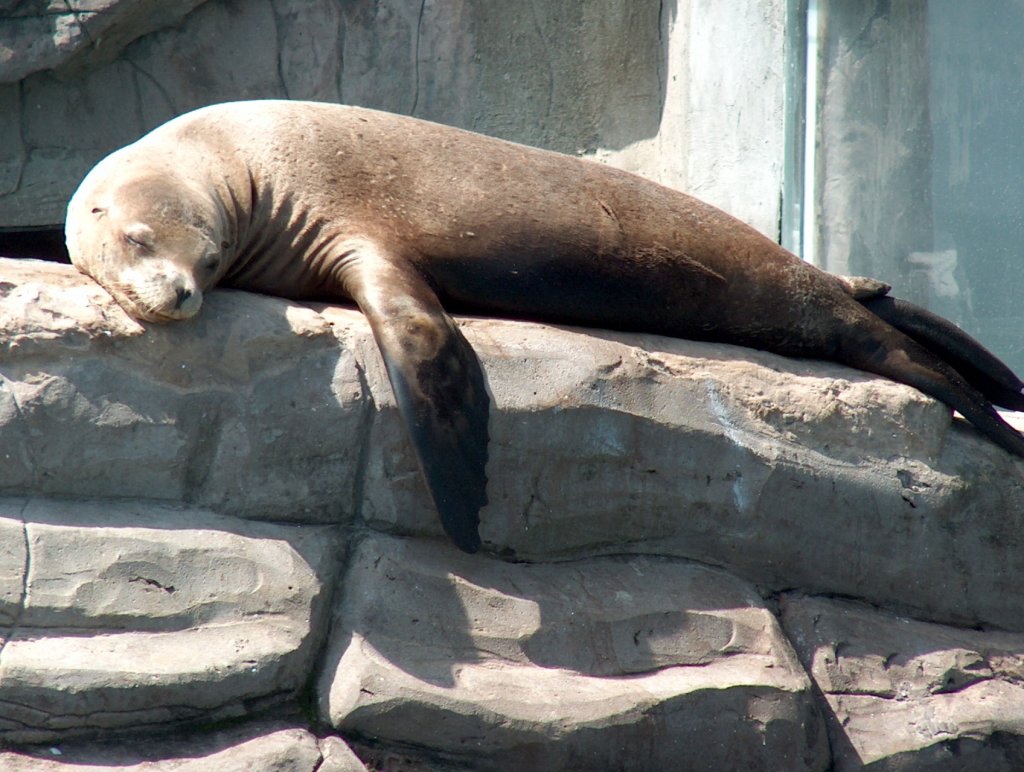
left=0, top=720, right=364, bottom=771
left=320, top=534, right=828, bottom=771
left=781, top=596, right=1024, bottom=771
left=0, top=0, right=207, bottom=83
left=2, top=257, right=1024, bottom=767
left=0, top=496, right=339, bottom=744
left=0, top=0, right=785, bottom=238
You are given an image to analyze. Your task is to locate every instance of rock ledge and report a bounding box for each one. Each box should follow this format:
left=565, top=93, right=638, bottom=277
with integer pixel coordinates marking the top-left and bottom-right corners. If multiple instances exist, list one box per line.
left=1, top=258, right=1022, bottom=769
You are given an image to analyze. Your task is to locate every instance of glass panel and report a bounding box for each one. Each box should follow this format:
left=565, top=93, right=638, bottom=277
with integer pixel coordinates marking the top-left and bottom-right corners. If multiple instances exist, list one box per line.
left=782, top=0, right=809, bottom=256
left=796, top=1, right=1024, bottom=374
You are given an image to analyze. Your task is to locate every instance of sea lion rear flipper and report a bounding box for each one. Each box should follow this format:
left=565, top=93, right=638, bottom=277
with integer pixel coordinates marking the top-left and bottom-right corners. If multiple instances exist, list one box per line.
left=843, top=314, right=1024, bottom=458
left=343, top=245, right=489, bottom=553
left=860, top=295, right=1024, bottom=411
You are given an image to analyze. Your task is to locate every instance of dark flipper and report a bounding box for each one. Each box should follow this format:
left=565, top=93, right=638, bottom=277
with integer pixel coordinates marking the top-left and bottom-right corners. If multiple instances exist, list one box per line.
left=343, top=245, right=489, bottom=553
left=842, top=313, right=1024, bottom=458
left=860, top=295, right=1024, bottom=411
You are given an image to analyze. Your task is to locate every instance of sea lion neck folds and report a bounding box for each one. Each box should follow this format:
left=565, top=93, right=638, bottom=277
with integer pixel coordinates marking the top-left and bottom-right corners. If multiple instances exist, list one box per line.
left=66, top=99, right=1024, bottom=553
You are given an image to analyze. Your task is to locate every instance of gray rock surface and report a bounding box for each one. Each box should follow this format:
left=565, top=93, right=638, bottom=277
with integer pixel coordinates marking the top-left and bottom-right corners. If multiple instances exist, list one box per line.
left=5, top=259, right=1022, bottom=629
left=320, top=533, right=828, bottom=771
left=0, top=258, right=362, bottom=522
left=0, top=719, right=363, bottom=771
left=0, top=0, right=207, bottom=84
left=781, top=595, right=1024, bottom=771
left=0, top=495, right=340, bottom=744
left=1, top=256, right=1023, bottom=767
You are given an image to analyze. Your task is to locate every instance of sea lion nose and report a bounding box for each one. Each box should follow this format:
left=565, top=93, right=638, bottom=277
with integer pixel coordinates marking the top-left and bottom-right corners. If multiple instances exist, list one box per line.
left=175, top=287, right=192, bottom=309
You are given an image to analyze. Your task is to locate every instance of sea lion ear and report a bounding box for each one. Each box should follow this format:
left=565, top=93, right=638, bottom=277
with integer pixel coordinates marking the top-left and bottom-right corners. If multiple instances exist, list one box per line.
left=91, top=207, right=106, bottom=217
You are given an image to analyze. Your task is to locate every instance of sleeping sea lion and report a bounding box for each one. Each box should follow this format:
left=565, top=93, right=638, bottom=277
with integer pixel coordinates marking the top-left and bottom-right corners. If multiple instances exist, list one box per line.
left=64, top=100, right=1024, bottom=553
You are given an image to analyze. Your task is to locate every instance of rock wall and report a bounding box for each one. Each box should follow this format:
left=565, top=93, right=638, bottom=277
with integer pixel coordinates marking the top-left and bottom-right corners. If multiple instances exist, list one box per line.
left=0, top=0, right=786, bottom=238
left=2, top=258, right=1023, bottom=769
left=4, top=2, right=1023, bottom=768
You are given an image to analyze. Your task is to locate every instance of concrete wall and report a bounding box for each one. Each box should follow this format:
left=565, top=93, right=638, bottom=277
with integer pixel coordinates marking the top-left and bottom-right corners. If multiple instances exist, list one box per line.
left=0, top=0, right=787, bottom=237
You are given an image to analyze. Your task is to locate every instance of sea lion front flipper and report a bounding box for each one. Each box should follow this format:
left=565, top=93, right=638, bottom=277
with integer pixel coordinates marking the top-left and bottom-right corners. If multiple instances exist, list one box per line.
left=341, top=244, right=489, bottom=553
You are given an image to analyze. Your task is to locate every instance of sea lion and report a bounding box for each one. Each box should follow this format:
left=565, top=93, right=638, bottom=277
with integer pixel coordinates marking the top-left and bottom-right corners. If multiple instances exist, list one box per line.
left=64, top=99, right=1024, bottom=553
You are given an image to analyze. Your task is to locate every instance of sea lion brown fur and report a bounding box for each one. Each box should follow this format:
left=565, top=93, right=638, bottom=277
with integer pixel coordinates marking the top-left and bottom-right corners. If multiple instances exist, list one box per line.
left=65, top=100, right=1024, bottom=553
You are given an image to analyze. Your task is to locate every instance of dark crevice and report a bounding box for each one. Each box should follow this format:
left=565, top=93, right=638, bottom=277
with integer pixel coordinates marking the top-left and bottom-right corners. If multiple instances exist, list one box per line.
left=0, top=228, right=69, bottom=262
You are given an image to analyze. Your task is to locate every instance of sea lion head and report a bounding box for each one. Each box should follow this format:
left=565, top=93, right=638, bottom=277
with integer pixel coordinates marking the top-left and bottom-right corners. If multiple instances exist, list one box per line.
left=66, top=155, right=228, bottom=323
